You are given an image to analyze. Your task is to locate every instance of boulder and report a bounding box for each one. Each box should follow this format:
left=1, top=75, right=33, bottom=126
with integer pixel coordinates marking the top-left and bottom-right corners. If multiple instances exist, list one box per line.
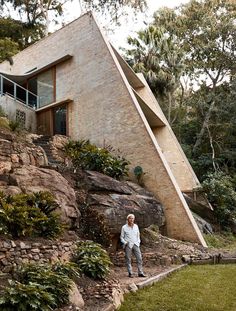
left=193, top=213, right=213, bottom=234
left=9, top=165, right=80, bottom=227
left=80, top=170, right=132, bottom=194
left=69, top=282, right=85, bottom=309
left=77, top=170, right=165, bottom=248
left=87, top=193, right=164, bottom=233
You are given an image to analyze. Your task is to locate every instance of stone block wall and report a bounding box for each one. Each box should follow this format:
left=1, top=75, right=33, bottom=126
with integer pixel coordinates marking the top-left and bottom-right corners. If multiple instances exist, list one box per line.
left=0, top=239, right=76, bottom=272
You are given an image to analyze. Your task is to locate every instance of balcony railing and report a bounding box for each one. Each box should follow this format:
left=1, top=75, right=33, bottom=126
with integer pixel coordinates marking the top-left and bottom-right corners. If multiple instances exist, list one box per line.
left=0, top=74, right=39, bottom=109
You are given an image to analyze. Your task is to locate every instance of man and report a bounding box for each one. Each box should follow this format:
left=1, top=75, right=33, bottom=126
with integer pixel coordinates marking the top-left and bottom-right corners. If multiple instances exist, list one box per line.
left=120, top=214, right=146, bottom=278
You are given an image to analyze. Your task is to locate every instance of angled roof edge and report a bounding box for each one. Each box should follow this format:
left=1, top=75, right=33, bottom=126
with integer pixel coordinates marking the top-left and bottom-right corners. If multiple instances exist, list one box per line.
left=0, top=11, right=92, bottom=68
left=0, top=54, right=72, bottom=82
left=131, top=88, right=165, bottom=127
left=111, top=45, right=145, bottom=89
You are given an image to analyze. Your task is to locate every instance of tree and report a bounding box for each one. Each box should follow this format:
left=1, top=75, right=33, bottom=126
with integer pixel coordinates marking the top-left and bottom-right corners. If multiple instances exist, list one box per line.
left=172, top=0, right=236, bottom=154
left=0, top=37, right=19, bottom=63
left=79, top=0, right=147, bottom=22
left=0, top=0, right=147, bottom=63
left=1, top=0, right=70, bottom=36
left=123, top=18, right=186, bottom=124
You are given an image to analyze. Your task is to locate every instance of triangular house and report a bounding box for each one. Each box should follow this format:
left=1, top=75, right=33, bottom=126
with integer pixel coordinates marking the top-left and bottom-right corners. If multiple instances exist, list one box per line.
left=0, top=12, right=207, bottom=247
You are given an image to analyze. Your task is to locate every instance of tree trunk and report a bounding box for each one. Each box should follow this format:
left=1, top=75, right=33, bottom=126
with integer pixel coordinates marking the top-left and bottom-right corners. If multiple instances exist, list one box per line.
left=167, top=91, right=172, bottom=124
left=192, top=99, right=215, bottom=155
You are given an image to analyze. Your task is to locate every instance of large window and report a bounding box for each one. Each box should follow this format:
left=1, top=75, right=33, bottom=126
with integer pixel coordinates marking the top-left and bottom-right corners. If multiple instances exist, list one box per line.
left=28, top=68, right=55, bottom=108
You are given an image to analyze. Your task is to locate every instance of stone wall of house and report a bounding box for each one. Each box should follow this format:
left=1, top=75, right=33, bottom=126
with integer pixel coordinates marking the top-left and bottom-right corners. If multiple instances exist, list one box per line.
left=0, top=238, right=76, bottom=272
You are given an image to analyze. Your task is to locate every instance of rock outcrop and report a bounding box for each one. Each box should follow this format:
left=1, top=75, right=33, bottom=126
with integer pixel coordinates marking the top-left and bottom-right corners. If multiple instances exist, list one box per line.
left=75, top=170, right=165, bottom=248
left=0, top=130, right=80, bottom=228
left=8, top=165, right=80, bottom=227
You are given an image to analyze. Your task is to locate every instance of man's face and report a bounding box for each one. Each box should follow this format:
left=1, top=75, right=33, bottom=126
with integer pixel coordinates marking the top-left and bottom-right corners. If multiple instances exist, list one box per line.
left=127, top=216, right=135, bottom=226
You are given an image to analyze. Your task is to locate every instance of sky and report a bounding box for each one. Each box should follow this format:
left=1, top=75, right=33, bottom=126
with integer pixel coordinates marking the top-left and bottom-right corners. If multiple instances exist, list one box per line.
left=62, top=0, right=190, bottom=49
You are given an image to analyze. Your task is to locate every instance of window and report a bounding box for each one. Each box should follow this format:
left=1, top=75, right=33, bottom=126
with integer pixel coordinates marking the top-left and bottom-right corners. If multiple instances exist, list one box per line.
left=16, top=109, right=26, bottom=127
left=28, top=67, right=55, bottom=108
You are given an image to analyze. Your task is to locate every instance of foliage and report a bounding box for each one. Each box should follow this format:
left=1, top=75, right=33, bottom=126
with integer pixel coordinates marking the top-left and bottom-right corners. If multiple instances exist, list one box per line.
left=0, top=37, right=19, bottom=63
left=0, top=262, right=76, bottom=310
left=8, top=119, right=21, bottom=132
left=123, top=0, right=236, bottom=232
left=0, top=0, right=147, bottom=61
left=119, top=265, right=236, bottom=311
left=51, top=261, right=81, bottom=279
left=15, top=263, right=73, bottom=307
left=64, top=140, right=129, bottom=179
left=123, top=21, right=186, bottom=123
left=73, top=240, right=112, bottom=279
left=202, top=172, right=236, bottom=228
left=79, top=204, right=112, bottom=246
left=0, top=192, right=63, bottom=238
left=204, top=232, right=236, bottom=249
left=80, top=0, right=146, bottom=23
left=133, top=166, right=145, bottom=185
left=0, top=280, right=55, bottom=311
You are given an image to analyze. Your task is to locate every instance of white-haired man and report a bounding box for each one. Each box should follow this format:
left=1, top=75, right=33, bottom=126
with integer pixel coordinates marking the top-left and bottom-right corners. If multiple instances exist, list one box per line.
left=120, top=214, right=146, bottom=278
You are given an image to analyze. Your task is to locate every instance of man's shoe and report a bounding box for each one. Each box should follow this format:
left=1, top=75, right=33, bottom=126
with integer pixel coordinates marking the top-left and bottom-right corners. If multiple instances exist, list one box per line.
left=128, top=273, right=133, bottom=278
left=138, top=273, right=147, bottom=277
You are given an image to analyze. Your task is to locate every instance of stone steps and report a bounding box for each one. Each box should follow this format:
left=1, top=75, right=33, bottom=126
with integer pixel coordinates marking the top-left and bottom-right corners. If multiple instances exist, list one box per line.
left=33, top=136, right=61, bottom=166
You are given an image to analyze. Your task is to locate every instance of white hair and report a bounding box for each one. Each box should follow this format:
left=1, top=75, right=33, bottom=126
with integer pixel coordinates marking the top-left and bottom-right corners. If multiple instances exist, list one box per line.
left=127, top=214, right=135, bottom=220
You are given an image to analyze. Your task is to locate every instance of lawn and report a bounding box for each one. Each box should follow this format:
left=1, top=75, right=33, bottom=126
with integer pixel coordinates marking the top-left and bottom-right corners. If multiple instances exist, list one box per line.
left=118, top=265, right=236, bottom=311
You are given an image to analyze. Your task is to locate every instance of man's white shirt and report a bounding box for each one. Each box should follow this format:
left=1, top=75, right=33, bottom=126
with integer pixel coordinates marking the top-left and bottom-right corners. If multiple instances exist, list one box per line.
left=120, top=223, right=140, bottom=248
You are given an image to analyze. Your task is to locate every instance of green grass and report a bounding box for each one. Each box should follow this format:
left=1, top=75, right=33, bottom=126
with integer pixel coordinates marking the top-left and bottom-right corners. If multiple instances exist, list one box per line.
left=118, top=265, right=236, bottom=311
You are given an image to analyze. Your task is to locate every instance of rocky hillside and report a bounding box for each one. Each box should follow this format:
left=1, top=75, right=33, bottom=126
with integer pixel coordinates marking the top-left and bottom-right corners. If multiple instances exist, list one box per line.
left=0, top=128, right=165, bottom=247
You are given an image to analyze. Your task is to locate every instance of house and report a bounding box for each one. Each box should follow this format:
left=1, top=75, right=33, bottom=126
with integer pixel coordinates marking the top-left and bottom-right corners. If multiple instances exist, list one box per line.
left=0, top=12, right=207, bottom=247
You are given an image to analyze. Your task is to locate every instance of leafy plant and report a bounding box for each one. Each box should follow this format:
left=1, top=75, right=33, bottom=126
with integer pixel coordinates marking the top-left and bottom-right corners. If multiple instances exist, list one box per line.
left=202, top=172, right=236, bottom=229
left=51, top=261, right=80, bottom=279
left=134, top=166, right=145, bottom=185
left=8, top=119, right=21, bottom=132
left=0, top=280, right=56, bottom=311
left=64, top=140, right=129, bottom=179
left=0, top=261, right=78, bottom=311
left=15, top=263, right=73, bottom=308
left=0, top=192, right=63, bottom=238
left=73, top=240, right=112, bottom=279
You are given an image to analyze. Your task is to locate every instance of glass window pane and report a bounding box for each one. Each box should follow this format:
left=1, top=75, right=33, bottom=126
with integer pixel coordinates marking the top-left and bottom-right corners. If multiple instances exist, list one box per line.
left=37, top=70, right=54, bottom=107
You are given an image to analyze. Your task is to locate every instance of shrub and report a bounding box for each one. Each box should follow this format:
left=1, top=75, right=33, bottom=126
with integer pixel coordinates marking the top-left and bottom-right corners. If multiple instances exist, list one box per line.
left=0, top=262, right=77, bottom=310
left=0, top=280, right=55, bottom=311
left=52, top=261, right=80, bottom=279
left=202, top=171, right=236, bottom=229
left=73, top=240, right=112, bottom=279
left=0, top=117, right=10, bottom=129
left=133, top=166, right=145, bottom=185
left=0, top=192, right=63, bottom=238
left=16, top=263, right=73, bottom=307
left=64, top=140, right=129, bottom=179
left=9, top=119, right=21, bottom=132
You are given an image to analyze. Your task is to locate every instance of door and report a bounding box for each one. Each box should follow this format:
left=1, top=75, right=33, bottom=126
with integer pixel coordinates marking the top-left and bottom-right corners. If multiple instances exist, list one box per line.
left=53, top=104, right=67, bottom=135
left=37, top=109, right=53, bottom=135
